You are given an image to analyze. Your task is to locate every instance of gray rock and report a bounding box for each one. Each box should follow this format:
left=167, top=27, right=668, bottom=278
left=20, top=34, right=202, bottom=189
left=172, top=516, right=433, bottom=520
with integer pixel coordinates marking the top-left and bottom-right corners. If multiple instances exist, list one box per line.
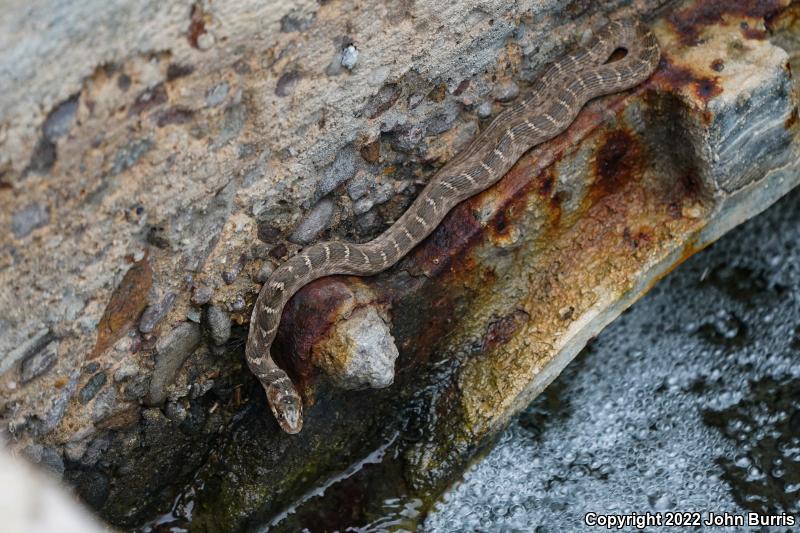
left=254, top=261, right=275, bottom=283
left=138, top=292, right=177, bottom=333
left=347, top=172, right=371, bottom=200
left=425, top=103, right=461, bottom=135
left=110, top=138, right=153, bottom=175
left=316, top=147, right=357, bottom=201
left=213, top=104, right=246, bottom=148
left=221, top=253, right=246, bottom=284
left=91, top=382, right=117, bottom=422
left=318, top=307, right=398, bottom=390
left=492, top=80, right=519, bottom=102
left=19, top=340, right=57, bottom=383
left=341, top=44, right=359, bottom=70
left=43, top=95, right=79, bottom=141
left=373, top=182, right=395, bottom=205
left=21, top=444, right=65, bottom=477
left=390, top=124, right=424, bottom=153
left=2, top=328, right=53, bottom=375
left=147, top=322, right=202, bottom=405
left=275, top=71, right=301, bottom=97
left=206, top=305, right=232, bottom=346
left=11, top=202, right=50, bottom=238
left=122, top=375, right=149, bottom=401
left=78, top=372, right=107, bottom=404
left=289, top=197, right=334, bottom=245
left=113, top=361, right=139, bottom=382
left=353, top=197, right=374, bottom=215
left=476, top=100, right=493, bottom=119
left=191, top=283, right=213, bottom=305
left=205, top=82, right=229, bottom=107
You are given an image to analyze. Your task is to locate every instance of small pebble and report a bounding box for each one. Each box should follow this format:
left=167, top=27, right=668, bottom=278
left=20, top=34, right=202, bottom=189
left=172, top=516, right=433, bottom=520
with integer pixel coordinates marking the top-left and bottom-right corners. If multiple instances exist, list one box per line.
left=222, top=253, right=246, bottom=284
left=206, top=82, right=229, bottom=107
left=191, top=283, right=213, bottom=305
left=255, top=262, right=275, bottom=283
left=289, top=198, right=334, bottom=245
left=78, top=372, right=107, bottom=404
left=139, top=292, right=177, bottom=333
left=492, top=81, right=520, bottom=102
left=11, top=203, right=50, bottom=238
left=354, top=197, right=375, bottom=215
left=231, top=295, right=246, bottom=312
left=341, top=44, right=359, bottom=70
left=477, top=101, right=493, bottom=119
left=43, top=96, right=79, bottom=141
left=206, top=305, right=232, bottom=345
left=19, top=341, right=57, bottom=383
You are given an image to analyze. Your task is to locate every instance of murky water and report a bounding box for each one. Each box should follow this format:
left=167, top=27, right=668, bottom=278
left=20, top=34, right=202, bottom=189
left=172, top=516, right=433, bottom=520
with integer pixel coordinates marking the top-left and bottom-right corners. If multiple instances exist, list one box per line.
left=268, top=186, right=800, bottom=532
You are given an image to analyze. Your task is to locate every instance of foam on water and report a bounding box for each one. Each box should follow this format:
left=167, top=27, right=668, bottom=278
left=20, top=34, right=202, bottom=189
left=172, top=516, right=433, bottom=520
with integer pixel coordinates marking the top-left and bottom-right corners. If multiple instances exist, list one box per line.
left=424, top=189, right=800, bottom=532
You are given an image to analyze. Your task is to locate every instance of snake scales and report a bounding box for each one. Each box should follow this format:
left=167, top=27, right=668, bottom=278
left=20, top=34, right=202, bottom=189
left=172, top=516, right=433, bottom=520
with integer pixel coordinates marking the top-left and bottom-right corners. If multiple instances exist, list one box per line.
left=246, top=19, right=660, bottom=434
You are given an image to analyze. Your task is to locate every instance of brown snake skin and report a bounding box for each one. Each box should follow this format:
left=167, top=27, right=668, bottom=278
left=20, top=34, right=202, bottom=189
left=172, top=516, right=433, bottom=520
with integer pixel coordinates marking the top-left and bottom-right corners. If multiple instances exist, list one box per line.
left=246, top=19, right=660, bottom=433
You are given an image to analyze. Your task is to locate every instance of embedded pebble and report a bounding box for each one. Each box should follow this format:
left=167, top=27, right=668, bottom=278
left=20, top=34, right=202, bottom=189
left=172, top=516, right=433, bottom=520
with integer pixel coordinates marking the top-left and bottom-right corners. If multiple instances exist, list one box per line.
left=353, top=197, right=374, bottom=215
left=91, top=384, right=118, bottom=422
left=147, top=322, right=202, bottom=405
left=222, top=253, right=246, bottom=284
left=213, top=104, right=246, bottom=148
left=348, top=172, right=371, bottom=200
left=254, top=262, right=275, bottom=283
left=316, top=147, right=357, bottom=201
left=492, top=80, right=520, bottom=102
left=289, top=198, right=334, bottom=245
left=19, top=341, right=57, bottom=383
left=316, top=307, right=398, bottom=390
left=191, top=283, right=213, bottom=305
left=43, top=96, right=79, bottom=141
left=113, top=361, right=139, bottom=382
left=139, top=292, right=177, bottom=333
left=11, top=203, right=50, bottom=238
left=206, top=305, right=232, bottom=346
left=230, top=295, right=246, bottom=312
left=425, top=104, right=460, bottom=135
left=78, top=372, right=107, bottom=404
left=341, top=44, right=359, bottom=70
left=206, top=82, right=229, bottom=107
left=390, top=124, right=424, bottom=153
left=476, top=101, right=493, bottom=119
left=275, top=71, right=302, bottom=97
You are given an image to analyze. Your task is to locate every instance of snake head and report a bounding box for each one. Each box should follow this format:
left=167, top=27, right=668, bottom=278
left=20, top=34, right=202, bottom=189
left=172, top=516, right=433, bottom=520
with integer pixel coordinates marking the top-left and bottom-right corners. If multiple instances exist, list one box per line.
left=265, top=380, right=303, bottom=434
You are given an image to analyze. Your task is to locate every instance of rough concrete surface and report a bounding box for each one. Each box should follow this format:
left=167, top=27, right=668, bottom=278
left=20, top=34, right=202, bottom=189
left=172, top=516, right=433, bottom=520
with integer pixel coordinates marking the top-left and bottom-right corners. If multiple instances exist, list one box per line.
left=0, top=0, right=797, bottom=529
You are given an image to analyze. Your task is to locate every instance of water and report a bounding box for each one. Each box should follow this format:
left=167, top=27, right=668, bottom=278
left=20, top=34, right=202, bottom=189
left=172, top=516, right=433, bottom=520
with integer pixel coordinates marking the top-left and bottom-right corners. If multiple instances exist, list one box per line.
left=423, top=187, right=800, bottom=531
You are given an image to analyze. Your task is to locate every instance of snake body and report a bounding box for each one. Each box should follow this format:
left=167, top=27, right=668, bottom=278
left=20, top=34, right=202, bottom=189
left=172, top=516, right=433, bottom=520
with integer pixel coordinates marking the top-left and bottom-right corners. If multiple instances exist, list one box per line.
left=246, top=19, right=660, bottom=433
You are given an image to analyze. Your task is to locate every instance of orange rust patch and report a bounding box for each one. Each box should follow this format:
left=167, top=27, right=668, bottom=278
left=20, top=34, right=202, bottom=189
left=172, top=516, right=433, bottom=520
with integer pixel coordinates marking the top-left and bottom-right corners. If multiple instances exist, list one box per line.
left=667, top=0, right=786, bottom=46
left=91, top=255, right=152, bottom=359
left=650, top=58, right=722, bottom=104
left=593, top=129, right=643, bottom=196
left=276, top=277, right=356, bottom=387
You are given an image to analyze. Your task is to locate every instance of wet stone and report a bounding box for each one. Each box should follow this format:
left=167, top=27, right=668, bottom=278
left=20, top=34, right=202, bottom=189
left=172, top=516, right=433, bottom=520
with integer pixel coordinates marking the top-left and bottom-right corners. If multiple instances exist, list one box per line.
left=43, top=95, right=79, bottom=141
left=19, top=340, right=57, bottom=383
left=492, top=80, right=520, bottom=102
left=78, top=371, right=107, bottom=404
left=206, top=82, right=229, bottom=107
left=206, top=305, right=232, bottom=346
left=11, top=202, right=50, bottom=238
left=139, top=292, right=177, bottom=333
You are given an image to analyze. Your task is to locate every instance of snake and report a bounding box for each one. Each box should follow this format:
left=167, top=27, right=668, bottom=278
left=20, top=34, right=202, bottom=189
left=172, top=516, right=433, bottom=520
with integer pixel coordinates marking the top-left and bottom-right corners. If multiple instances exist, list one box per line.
left=246, top=18, right=660, bottom=434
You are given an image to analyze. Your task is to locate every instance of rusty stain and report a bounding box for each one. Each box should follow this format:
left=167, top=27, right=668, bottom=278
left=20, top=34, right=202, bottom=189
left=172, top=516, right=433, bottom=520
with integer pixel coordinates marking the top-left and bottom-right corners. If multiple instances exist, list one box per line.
left=276, top=277, right=357, bottom=388
left=786, top=106, right=798, bottom=129
left=482, top=310, right=529, bottom=352
left=650, top=58, right=722, bottom=104
left=188, top=3, right=208, bottom=49
left=593, top=129, right=642, bottom=196
left=667, top=0, right=785, bottom=46
left=91, top=254, right=153, bottom=359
